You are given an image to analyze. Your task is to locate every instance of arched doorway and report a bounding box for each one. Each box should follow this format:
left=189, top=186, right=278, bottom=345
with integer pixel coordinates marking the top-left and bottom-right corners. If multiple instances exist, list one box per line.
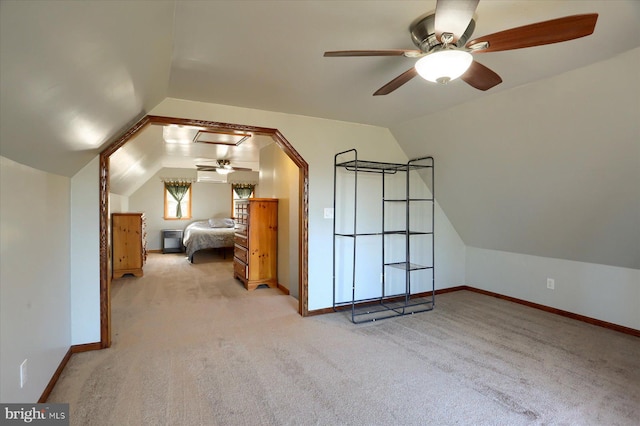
left=99, top=115, right=309, bottom=348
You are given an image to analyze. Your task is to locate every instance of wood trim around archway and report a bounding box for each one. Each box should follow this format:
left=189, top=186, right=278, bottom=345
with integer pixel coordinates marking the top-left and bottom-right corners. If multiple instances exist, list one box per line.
left=99, top=115, right=309, bottom=348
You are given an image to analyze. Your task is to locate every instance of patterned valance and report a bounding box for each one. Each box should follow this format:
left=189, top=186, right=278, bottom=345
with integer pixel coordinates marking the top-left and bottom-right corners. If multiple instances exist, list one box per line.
left=232, top=183, right=256, bottom=199
left=231, top=182, right=257, bottom=189
left=227, top=178, right=258, bottom=185
left=160, top=178, right=196, bottom=184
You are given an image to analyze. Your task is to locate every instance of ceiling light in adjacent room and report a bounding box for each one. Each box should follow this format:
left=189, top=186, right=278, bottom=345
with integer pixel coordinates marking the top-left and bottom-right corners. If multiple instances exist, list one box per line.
left=194, top=130, right=251, bottom=146
left=162, top=125, right=195, bottom=144
left=216, top=167, right=233, bottom=175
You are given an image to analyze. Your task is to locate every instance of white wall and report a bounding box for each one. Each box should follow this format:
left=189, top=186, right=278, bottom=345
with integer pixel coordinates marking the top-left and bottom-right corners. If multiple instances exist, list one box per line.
left=109, top=193, right=129, bottom=213
left=70, top=157, right=101, bottom=344
left=435, top=200, right=466, bottom=291
left=0, top=156, right=71, bottom=402
left=466, top=247, right=640, bottom=330
left=256, top=142, right=299, bottom=297
left=150, top=99, right=467, bottom=310
left=128, top=167, right=233, bottom=250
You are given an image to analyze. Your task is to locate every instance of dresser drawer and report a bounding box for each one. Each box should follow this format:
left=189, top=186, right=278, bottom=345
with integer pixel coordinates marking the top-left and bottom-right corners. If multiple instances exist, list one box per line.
left=235, top=224, right=247, bottom=236
left=234, top=233, right=248, bottom=248
left=234, top=244, right=248, bottom=264
left=233, top=258, right=247, bottom=280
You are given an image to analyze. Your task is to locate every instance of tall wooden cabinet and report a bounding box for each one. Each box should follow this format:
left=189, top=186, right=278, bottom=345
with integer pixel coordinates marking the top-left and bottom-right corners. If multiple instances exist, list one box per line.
left=233, top=198, right=278, bottom=291
left=112, top=213, right=147, bottom=279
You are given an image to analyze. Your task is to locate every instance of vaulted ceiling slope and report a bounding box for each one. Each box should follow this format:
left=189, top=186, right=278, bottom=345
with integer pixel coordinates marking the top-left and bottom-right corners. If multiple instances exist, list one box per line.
left=391, top=48, right=640, bottom=270
left=1, top=1, right=639, bottom=178
left=0, top=1, right=175, bottom=176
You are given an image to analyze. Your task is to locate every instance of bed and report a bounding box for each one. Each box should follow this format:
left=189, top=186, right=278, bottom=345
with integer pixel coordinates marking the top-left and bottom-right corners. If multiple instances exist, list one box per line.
left=183, top=218, right=235, bottom=262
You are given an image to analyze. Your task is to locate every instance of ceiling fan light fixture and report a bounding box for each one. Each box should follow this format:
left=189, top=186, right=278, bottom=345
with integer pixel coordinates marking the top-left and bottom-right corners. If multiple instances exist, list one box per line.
left=415, top=49, right=473, bottom=84
left=216, top=168, right=233, bottom=175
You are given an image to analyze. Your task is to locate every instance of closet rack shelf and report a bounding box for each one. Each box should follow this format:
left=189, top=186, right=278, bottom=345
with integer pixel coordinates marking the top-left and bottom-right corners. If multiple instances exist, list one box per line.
left=332, top=149, right=436, bottom=323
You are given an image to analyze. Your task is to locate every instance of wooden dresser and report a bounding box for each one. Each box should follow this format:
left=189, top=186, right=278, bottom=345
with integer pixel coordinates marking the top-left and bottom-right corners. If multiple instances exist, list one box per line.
left=112, top=213, right=147, bottom=279
left=233, top=198, right=278, bottom=290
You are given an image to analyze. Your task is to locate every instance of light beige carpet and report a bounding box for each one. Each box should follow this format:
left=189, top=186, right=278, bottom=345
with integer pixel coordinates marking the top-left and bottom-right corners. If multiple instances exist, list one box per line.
left=48, top=250, right=640, bottom=425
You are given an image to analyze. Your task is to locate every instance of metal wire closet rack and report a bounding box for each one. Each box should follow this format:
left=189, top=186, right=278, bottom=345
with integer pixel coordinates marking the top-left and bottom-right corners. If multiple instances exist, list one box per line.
left=333, top=149, right=435, bottom=323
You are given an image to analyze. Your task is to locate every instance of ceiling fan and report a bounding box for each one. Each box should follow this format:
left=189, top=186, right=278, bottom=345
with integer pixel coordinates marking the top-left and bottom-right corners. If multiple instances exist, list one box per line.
left=324, top=0, right=598, bottom=94
left=196, top=159, right=252, bottom=175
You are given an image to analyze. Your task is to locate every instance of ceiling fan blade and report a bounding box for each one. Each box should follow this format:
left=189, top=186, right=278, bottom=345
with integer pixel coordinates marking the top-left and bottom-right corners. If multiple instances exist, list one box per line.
left=230, top=167, right=252, bottom=172
left=324, top=49, right=421, bottom=57
left=466, top=14, right=598, bottom=53
left=196, top=165, right=218, bottom=171
left=435, top=0, right=479, bottom=43
left=373, top=67, right=418, bottom=96
left=461, top=60, right=502, bottom=91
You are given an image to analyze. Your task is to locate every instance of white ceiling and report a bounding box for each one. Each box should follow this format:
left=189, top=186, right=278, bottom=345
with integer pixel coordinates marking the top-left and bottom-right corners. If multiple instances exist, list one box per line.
left=169, top=0, right=638, bottom=125
left=109, top=124, right=273, bottom=195
left=1, top=1, right=639, bottom=178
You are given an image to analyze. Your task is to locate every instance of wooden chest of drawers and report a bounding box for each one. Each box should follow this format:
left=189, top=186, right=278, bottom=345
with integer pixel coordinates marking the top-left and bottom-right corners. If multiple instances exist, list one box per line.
left=112, top=213, right=146, bottom=279
left=233, top=198, right=278, bottom=290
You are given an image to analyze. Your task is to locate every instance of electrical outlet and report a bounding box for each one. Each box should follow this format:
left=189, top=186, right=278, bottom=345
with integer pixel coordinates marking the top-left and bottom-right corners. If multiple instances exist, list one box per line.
left=547, top=278, right=555, bottom=290
left=323, top=208, right=334, bottom=219
left=20, top=359, right=27, bottom=388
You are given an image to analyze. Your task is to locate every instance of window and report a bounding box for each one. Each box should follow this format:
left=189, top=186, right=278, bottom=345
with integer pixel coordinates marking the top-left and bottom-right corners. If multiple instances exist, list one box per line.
left=230, top=183, right=255, bottom=217
left=232, top=184, right=255, bottom=199
left=164, top=181, right=192, bottom=220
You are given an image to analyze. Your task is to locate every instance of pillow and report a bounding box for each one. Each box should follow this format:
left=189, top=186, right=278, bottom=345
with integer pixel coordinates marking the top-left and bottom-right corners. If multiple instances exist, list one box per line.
left=209, top=218, right=234, bottom=228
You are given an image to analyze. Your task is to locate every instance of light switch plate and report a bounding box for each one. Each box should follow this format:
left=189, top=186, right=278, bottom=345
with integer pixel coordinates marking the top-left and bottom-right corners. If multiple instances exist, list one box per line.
left=20, top=359, right=27, bottom=388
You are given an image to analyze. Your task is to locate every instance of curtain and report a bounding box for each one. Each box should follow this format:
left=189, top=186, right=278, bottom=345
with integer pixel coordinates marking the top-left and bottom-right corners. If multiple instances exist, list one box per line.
left=233, top=184, right=255, bottom=199
left=165, top=181, right=191, bottom=218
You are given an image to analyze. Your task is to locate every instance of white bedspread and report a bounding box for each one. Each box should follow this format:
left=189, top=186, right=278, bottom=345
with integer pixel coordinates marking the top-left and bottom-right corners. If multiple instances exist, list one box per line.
left=183, top=220, right=235, bottom=261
